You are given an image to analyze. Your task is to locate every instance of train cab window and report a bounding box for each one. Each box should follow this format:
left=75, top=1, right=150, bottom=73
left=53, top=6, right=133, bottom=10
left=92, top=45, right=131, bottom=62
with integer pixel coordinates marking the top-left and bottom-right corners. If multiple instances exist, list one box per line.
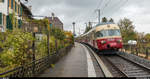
left=96, top=31, right=104, bottom=37
left=109, top=29, right=121, bottom=36
left=95, top=29, right=121, bottom=38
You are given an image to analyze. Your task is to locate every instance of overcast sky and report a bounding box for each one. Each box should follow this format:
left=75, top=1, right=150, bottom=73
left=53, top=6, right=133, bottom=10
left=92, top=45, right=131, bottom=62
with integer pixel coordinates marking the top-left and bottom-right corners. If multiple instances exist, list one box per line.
left=23, top=0, right=150, bottom=35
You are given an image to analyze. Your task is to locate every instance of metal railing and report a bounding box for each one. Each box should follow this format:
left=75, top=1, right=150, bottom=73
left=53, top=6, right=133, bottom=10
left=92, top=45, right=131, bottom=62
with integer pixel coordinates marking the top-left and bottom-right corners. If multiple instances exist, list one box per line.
left=121, top=44, right=149, bottom=59
left=0, top=44, right=73, bottom=77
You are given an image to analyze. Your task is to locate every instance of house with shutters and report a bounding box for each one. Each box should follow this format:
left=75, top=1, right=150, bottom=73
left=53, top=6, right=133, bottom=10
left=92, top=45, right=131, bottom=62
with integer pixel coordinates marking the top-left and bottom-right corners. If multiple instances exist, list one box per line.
left=0, top=0, right=32, bottom=32
left=0, top=0, right=9, bottom=32
left=46, top=13, right=64, bottom=30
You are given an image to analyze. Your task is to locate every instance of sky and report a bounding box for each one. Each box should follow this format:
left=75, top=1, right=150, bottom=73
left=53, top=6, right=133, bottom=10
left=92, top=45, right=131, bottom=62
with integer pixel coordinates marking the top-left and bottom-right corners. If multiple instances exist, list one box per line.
left=22, top=0, right=150, bottom=36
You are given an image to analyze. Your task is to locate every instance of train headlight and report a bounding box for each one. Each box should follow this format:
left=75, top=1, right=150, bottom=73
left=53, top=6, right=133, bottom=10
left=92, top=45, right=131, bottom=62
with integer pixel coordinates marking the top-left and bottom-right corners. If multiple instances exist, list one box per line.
left=101, top=41, right=106, bottom=44
left=117, top=40, right=122, bottom=43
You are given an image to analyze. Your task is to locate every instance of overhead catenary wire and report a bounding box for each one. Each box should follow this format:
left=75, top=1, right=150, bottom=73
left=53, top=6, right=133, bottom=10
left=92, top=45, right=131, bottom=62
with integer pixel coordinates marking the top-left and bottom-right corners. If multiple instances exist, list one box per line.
left=76, top=0, right=129, bottom=35
left=94, top=0, right=129, bottom=22
left=102, top=0, right=129, bottom=18
left=75, top=0, right=105, bottom=34
left=100, top=0, right=112, bottom=12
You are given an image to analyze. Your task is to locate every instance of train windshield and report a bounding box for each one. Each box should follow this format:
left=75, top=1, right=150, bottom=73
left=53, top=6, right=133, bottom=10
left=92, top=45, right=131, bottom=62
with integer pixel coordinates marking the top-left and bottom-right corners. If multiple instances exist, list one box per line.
left=96, top=29, right=121, bottom=37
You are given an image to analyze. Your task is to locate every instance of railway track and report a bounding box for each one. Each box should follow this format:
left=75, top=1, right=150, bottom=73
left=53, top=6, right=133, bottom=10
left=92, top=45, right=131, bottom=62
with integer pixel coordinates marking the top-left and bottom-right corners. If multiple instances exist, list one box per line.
left=101, top=54, right=150, bottom=77
left=83, top=43, right=150, bottom=77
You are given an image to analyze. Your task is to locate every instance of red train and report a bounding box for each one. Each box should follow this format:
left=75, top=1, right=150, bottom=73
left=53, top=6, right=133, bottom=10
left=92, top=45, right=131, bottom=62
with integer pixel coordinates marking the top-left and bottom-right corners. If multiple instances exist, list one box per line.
left=77, top=23, right=123, bottom=53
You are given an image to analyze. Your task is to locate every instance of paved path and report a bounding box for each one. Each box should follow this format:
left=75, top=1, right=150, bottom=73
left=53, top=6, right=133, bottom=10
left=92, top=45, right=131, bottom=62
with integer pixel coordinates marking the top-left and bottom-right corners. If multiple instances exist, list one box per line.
left=39, top=43, right=104, bottom=77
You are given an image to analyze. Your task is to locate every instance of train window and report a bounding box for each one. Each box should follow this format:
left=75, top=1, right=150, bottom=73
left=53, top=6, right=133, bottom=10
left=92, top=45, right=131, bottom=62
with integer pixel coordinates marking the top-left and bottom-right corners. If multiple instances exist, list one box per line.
left=96, top=31, right=103, bottom=37
left=108, top=29, right=121, bottom=36
left=95, top=29, right=121, bottom=38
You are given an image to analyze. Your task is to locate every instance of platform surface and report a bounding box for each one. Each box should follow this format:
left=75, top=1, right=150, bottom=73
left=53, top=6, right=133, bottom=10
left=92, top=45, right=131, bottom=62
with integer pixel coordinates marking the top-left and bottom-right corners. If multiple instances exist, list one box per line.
left=39, top=43, right=104, bottom=77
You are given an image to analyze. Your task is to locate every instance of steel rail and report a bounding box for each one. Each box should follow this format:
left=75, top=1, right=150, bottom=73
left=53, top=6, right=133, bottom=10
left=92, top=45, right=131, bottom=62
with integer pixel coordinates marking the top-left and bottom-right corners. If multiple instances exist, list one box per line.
left=105, top=54, right=150, bottom=77
left=83, top=44, right=113, bottom=77
left=117, top=54, right=150, bottom=74
left=104, top=55, right=128, bottom=77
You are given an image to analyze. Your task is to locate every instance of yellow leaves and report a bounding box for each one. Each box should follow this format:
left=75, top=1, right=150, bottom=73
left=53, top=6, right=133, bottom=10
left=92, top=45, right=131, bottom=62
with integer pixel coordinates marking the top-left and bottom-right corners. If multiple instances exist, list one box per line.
left=25, top=45, right=28, bottom=49
left=0, top=30, right=34, bottom=67
left=64, top=31, right=73, bottom=39
left=51, top=64, right=55, bottom=68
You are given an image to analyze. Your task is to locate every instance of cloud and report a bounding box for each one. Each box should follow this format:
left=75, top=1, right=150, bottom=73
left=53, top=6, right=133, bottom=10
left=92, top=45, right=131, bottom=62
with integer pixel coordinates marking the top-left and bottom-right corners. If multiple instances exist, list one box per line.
left=24, top=0, right=150, bottom=35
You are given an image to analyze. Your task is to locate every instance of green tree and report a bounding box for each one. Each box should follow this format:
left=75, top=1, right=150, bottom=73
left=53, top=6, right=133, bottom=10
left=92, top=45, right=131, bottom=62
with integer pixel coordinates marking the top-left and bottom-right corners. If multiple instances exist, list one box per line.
left=118, top=18, right=137, bottom=43
left=144, top=33, right=150, bottom=42
left=84, top=26, right=92, bottom=33
left=0, top=29, right=34, bottom=66
left=109, top=18, right=114, bottom=23
left=102, top=17, right=108, bottom=23
left=144, top=33, right=150, bottom=47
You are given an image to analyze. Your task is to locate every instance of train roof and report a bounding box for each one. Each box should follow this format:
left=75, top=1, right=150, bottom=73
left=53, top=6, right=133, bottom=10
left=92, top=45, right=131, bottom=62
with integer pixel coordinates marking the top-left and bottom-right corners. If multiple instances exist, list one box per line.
left=78, top=22, right=116, bottom=38
left=95, top=22, right=115, bottom=27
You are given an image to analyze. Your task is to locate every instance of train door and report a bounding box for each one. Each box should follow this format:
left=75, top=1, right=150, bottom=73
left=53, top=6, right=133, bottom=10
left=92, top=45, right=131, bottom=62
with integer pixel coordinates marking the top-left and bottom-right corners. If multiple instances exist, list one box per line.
left=92, top=31, right=96, bottom=47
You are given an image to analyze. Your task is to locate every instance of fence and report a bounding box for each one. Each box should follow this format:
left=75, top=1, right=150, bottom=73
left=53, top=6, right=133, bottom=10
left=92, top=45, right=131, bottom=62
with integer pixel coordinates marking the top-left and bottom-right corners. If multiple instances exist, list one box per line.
left=121, top=44, right=149, bottom=59
left=0, top=44, right=73, bottom=77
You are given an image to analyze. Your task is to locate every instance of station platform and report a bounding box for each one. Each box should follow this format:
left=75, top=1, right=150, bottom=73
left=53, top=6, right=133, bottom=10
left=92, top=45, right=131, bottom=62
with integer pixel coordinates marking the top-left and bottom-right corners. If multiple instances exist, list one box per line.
left=39, top=43, right=104, bottom=77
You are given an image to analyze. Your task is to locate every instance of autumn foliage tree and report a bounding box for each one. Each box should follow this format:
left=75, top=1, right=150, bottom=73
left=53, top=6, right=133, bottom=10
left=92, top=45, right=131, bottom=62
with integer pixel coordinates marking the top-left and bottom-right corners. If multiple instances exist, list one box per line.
left=0, top=30, right=34, bottom=67
left=118, top=18, right=137, bottom=43
left=144, top=33, right=150, bottom=47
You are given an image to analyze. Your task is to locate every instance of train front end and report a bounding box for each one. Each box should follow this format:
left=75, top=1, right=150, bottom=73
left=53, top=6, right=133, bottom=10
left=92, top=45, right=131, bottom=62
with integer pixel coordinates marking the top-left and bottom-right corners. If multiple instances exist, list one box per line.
left=95, top=24, right=123, bottom=51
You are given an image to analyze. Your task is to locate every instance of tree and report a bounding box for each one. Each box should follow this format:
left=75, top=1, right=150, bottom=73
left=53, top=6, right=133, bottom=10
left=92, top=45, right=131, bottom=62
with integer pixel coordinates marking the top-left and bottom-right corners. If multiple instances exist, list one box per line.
left=144, top=33, right=150, bottom=47
left=144, top=33, right=150, bottom=42
left=109, top=18, right=114, bottom=23
left=102, top=17, right=108, bottom=23
left=84, top=26, right=92, bottom=33
left=118, top=18, right=137, bottom=43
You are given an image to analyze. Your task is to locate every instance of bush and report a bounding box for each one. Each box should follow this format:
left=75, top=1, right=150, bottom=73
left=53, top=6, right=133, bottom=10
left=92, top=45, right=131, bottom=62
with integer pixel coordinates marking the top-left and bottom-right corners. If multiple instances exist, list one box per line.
left=0, top=30, right=34, bottom=67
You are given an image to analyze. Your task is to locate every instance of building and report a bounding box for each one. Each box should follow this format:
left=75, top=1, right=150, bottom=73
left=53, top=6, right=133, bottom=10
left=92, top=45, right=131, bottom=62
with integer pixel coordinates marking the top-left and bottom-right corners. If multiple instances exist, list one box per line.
left=0, top=0, right=9, bottom=32
left=0, top=0, right=32, bottom=32
left=20, top=2, right=33, bottom=32
left=46, top=13, right=63, bottom=30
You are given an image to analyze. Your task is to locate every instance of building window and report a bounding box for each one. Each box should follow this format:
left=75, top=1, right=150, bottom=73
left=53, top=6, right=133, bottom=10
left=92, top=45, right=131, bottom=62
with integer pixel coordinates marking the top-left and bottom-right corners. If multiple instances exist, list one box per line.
left=0, top=0, right=4, bottom=3
left=0, top=13, right=2, bottom=25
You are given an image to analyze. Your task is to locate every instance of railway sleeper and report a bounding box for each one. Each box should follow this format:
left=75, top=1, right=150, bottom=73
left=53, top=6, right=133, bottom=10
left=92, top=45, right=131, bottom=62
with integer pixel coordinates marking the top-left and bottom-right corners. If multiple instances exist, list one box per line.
left=128, top=74, right=150, bottom=77
left=124, top=70, right=145, bottom=73
left=123, top=68, right=143, bottom=71
left=126, top=72, right=150, bottom=75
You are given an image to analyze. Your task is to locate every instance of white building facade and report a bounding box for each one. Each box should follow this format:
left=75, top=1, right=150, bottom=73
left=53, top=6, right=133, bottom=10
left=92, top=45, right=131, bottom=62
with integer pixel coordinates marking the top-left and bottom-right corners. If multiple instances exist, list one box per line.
left=0, top=0, right=8, bottom=32
left=0, top=0, right=22, bottom=32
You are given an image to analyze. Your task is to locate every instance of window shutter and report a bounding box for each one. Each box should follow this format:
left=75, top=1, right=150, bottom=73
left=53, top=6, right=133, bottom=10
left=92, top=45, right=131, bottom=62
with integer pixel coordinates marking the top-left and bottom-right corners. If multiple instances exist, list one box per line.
left=6, top=15, right=13, bottom=30
left=0, top=13, right=2, bottom=25
left=18, top=5, right=20, bottom=15
left=8, top=0, right=9, bottom=7
left=20, top=6, right=22, bottom=16
left=11, top=0, right=13, bottom=9
left=15, top=2, right=16, bottom=12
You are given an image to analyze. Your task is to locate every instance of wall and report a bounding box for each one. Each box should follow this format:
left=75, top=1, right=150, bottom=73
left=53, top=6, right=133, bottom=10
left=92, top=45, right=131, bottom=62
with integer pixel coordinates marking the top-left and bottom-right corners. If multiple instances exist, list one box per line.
left=0, top=0, right=8, bottom=32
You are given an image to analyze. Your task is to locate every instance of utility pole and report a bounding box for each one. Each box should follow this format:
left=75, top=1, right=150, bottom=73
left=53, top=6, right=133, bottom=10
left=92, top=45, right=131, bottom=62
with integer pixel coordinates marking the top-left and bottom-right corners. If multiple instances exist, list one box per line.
left=89, top=21, right=92, bottom=28
left=72, top=22, right=76, bottom=36
left=85, top=23, right=87, bottom=28
left=79, top=28, right=81, bottom=35
left=96, top=9, right=101, bottom=24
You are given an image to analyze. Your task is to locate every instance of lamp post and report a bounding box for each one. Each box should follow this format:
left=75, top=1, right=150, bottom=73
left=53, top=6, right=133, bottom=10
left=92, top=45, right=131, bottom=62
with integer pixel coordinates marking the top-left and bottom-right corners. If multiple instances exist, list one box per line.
left=47, top=27, right=50, bottom=56
left=32, top=26, right=38, bottom=74
left=72, top=22, right=75, bottom=36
